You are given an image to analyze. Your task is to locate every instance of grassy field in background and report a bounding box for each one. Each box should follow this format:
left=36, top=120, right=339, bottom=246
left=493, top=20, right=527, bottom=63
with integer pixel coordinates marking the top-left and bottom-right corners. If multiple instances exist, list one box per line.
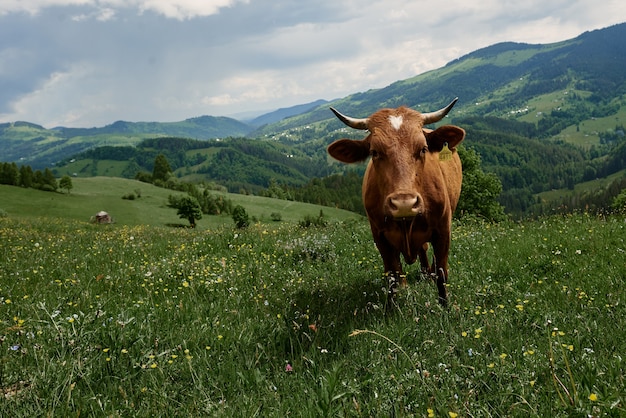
left=536, top=169, right=626, bottom=204
left=0, top=206, right=624, bottom=415
left=0, top=178, right=362, bottom=228
left=556, top=106, right=626, bottom=148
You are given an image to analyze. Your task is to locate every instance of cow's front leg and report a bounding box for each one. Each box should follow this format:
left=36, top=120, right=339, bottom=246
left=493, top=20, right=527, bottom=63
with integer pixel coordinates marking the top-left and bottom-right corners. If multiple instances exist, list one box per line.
left=417, top=243, right=430, bottom=275
left=375, top=236, right=405, bottom=302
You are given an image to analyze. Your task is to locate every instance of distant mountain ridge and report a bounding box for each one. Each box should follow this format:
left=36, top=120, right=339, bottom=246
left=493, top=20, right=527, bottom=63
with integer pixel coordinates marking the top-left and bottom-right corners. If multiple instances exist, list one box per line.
left=53, top=115, right=253, bottom=140
left=0, top=102, right=325, bottom=168
left=247, top=99, right=329, bottom=127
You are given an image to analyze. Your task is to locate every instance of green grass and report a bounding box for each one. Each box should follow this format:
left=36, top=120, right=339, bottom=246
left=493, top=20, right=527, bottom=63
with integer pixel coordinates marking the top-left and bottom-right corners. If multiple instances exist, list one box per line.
left=0, top=178, right=361, bottom=228
left=513, top=89, right=626, bottom=148
left=59, top=160, right=133, bottom=178
left=0, top=210, right=624, bottom=416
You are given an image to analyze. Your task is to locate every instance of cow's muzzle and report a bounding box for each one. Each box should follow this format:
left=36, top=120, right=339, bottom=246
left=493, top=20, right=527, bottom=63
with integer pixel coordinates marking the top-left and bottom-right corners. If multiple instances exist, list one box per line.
left=387, top=192, right=423, bottom=218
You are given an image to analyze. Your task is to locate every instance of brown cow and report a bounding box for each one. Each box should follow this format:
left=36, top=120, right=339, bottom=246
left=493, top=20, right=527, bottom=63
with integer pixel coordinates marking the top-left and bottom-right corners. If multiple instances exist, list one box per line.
left=327, top=98, right=464, bottom=306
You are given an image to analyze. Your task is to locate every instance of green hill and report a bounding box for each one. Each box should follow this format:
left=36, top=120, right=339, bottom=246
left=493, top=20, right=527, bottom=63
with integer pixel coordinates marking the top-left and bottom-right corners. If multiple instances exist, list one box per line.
left=0, top=115, right=253, bottom=169
left=53, top=137, right=327, bottom=194
left=56, top=115, right=252, bottom=140
left=0, top=178, right=362, bottom=228
left=253, top=23, right=626, bottom=140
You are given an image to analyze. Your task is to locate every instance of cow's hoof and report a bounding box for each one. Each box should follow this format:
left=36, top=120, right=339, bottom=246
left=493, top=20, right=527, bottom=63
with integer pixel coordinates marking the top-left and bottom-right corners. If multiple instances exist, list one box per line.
left=387, top=275, right=400, bottom=298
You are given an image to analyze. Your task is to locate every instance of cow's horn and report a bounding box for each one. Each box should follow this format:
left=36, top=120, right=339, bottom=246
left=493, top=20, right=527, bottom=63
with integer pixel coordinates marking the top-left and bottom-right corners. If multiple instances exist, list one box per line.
left=421, top=97, right=459, bottom=125
left=330, top=107, right=369, bottom=130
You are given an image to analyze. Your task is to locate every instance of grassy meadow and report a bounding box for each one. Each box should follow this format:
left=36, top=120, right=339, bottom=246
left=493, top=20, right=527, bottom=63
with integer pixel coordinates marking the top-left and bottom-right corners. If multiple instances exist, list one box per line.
left=0, top=183, right=625, bottom=416
left=0, top=178, right=361, bottom=228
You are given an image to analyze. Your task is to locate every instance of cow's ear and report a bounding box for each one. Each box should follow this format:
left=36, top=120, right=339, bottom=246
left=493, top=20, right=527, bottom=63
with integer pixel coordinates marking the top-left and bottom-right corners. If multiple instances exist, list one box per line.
left=425, top=126, right=465, bottom=152
left=327, top=139, right=370, bottom=163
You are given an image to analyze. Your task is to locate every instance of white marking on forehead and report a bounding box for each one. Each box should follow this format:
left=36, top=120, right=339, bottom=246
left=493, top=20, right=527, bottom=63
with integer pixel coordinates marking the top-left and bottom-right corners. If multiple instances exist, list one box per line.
left=389, top=115, right=403, bottom=131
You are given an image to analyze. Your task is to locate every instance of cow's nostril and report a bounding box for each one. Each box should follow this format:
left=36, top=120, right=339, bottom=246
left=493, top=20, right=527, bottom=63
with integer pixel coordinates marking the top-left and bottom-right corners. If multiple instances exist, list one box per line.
left=388, top=193, right=421, bottom=218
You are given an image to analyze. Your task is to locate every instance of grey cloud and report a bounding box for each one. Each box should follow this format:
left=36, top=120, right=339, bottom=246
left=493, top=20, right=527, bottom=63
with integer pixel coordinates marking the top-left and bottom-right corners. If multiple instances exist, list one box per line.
left=0, top=0, right=625, bottom=127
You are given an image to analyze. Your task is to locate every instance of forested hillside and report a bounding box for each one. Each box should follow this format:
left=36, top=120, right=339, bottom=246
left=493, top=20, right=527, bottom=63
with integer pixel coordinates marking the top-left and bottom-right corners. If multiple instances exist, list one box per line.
left=55, top=137, right=333, bottom=194
left=0, top=116, right=253, bottom=169
left=252, top=23, right=626, bottom=135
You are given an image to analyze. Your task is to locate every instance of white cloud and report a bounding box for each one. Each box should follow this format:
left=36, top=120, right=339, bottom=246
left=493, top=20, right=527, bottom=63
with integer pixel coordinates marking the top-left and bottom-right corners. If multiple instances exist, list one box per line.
left=132, top=0, right=247, bottom=20
left=203, top=93, right=237, bottom=107
left=3, top=65, right=93, bottom=126
left=71, top=7, right=116, bottom=21
left=0, top=0, right=248, bottom=19
left=0, top=0, right=91, bottom=16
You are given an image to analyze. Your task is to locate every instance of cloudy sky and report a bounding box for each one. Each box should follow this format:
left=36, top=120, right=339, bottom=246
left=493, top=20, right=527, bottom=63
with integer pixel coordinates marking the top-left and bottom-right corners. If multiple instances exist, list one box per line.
left=1, top=0, right=625, bottom=128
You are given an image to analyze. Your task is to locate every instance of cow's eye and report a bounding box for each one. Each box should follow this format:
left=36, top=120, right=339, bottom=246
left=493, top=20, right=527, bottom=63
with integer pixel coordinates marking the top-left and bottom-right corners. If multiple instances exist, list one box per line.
left=370, top=149, right=380, bottom=159
left=416, top=146, right=428, bottom=158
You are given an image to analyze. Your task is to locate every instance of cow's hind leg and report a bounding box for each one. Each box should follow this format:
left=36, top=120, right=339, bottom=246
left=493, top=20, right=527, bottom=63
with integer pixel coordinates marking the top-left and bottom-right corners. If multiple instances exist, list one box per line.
left=430, top=233, right=450, bottom=307
left=435, top=268, right=448, bottom=307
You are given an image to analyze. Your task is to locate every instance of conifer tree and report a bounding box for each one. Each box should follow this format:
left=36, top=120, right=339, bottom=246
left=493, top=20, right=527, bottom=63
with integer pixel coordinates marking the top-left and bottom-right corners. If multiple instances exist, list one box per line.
left=152, top=154, right=172, bottom=183
left=19, top=165, right=34, bottom=188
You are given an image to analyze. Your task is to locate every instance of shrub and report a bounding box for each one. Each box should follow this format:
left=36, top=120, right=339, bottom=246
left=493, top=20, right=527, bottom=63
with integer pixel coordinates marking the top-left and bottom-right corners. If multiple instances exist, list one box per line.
left=270, top=212, right=282, bottom=222
left=232, top=205, right=250, bottom=229
left=298, top=210, right=327, bottom=228
left=135, top=172, right=153, bottom=183
left=167, top=194, right=184, bottom=208
left=612, top=189, right=626, bottom=213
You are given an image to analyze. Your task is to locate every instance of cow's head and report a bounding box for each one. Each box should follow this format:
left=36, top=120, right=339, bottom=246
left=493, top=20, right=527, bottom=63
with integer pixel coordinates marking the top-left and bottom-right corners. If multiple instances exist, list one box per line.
left=327, top=99, right=465, bottom=219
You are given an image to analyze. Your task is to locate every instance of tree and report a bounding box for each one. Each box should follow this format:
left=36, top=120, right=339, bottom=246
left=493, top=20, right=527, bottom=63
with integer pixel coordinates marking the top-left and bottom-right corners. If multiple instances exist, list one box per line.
left=232, top=205, right=249, bottom=229
left=41, top=168, right=58, bottom=191
left=264, top=178, right=291, bottom=200
left=33, top=170, right=44, bottom=189
left=0, top=162, right=18, bottom=185
left=152, top=154, right=172, bottom=183
left=19, top=165, right=33, bottom=188
left=59, top=175, right=73, bottom=194
left=456, top=146, right=507, bottom=221
left=174, top=196, right=203, bottom=228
